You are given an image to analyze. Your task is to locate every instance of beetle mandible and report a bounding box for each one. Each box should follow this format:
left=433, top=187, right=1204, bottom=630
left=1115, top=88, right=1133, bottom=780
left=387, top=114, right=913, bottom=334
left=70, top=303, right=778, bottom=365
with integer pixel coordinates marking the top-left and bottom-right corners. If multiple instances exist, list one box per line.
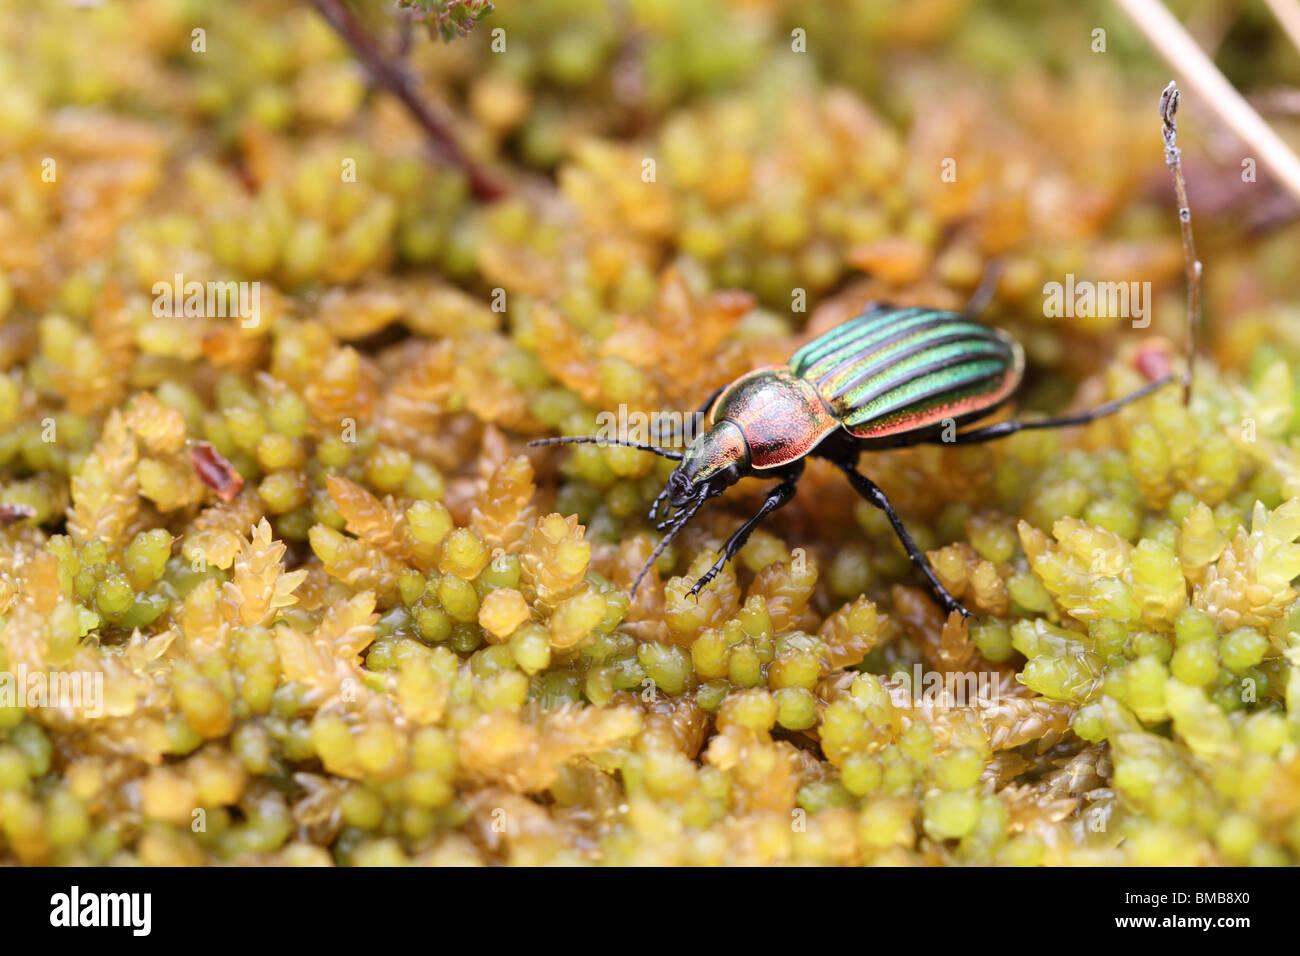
left=531, top=83, right=1200, bottom=620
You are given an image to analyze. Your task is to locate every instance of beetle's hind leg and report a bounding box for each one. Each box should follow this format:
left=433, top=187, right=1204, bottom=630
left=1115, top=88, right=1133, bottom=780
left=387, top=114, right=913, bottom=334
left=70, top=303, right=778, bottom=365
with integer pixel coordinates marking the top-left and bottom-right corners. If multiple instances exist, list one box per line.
left=834, top=460, right=971, bottom=619
left=686, top=462, right=804, bottom=598
left=934, top=374, right=1174, bottom=446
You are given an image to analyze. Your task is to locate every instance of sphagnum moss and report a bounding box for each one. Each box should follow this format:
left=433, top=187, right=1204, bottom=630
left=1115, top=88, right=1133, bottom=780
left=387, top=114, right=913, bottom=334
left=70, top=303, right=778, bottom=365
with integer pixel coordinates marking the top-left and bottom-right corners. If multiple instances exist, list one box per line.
left=2, top=0, right=1300, bottom=867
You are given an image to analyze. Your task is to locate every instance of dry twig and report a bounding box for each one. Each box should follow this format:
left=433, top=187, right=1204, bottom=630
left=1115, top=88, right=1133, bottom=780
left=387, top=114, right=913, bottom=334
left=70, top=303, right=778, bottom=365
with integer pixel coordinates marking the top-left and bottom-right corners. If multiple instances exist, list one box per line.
left=1114, top=0, right=1300, bottom=203
left=309, top=0, right=505, bottom=201
left=1158, top=82, right=1202, bottom=406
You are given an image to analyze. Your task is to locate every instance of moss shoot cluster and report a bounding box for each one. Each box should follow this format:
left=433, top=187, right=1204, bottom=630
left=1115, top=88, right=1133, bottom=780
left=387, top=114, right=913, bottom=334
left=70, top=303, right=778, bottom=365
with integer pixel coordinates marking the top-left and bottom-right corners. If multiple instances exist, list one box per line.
left=1, top=0, right=1300, bottom=865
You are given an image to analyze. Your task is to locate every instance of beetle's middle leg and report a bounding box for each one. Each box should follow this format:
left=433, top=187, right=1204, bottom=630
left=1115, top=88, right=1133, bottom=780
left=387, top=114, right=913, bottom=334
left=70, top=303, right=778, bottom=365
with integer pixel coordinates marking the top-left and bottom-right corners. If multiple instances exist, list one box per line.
left=687, top=461, right=804, bottom=598
left=833, top=460, right=971, bottom=619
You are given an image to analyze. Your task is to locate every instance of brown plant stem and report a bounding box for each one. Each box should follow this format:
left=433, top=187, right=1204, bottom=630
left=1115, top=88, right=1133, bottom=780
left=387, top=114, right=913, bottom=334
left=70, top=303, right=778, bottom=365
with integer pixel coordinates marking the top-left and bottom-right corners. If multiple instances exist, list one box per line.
left=1159, top=82, right=1202, bottom=407
left=309, top=0, right=505, bottom=201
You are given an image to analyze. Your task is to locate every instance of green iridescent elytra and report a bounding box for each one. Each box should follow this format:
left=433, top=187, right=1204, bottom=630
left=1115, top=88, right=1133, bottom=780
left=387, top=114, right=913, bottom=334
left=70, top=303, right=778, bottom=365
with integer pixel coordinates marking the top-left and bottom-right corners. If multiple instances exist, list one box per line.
left=790, top=305, right=1025, bottom=441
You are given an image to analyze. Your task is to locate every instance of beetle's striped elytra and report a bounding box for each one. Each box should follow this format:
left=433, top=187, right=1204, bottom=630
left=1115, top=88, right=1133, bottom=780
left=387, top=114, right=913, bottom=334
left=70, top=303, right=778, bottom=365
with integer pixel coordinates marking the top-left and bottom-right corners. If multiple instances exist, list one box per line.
left=791, top=306, right=1024, bottom=444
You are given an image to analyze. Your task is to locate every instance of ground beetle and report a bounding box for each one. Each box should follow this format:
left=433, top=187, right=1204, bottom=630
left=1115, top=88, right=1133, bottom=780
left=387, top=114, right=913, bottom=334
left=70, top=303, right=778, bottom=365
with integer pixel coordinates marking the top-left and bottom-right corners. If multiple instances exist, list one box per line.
left=533, top=296, right=1174, bottom=618
left=532, top=82, right=1201, bottom=620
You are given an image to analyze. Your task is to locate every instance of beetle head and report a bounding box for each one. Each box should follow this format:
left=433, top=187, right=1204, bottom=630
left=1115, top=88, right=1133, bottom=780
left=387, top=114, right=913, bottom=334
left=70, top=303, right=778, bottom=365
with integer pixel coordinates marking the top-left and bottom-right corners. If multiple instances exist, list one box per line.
left=634, top=420, right=751, bottom=593
left=671, top=420, right=749, bottom=506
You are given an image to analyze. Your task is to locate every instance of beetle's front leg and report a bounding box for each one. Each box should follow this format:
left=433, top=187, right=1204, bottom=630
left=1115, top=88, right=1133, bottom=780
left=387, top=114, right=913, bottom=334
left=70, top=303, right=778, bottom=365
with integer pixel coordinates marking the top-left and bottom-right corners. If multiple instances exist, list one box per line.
left=687, top=462, right=804, bottom=598
left=834, top=460, right=971, bottom=619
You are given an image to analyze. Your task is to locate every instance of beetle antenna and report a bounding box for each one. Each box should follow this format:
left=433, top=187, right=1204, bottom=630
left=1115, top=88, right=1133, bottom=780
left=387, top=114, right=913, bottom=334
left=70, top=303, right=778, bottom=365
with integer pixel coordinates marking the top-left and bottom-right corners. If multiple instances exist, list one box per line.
left=1159, top=81, right=1203, bottom=406
left=963, top=258, right=1005, bottom=319
left=630, top=493, right=705, bottom=596
left=529, top=436, right=684, bottom=461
